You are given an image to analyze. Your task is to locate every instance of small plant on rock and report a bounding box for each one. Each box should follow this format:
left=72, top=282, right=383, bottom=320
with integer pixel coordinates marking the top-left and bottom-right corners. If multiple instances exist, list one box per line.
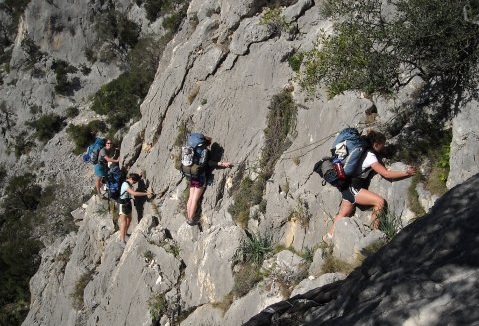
left=144, top=250, right=155, bottom=262
left=259, top=7, right=291, bottom=36
left=377, top=210, right=402, bottom=241
left=148, top=292, right=167, bottom=321
left=235, top=232, right=273, bottom=266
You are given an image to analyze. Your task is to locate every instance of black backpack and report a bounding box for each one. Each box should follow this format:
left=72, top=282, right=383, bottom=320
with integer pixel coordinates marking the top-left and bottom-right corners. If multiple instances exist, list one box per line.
left=105, top=166, right=125, bottom=201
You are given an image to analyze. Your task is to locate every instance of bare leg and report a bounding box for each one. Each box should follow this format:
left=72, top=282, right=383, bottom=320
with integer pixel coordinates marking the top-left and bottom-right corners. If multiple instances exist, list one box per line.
left=187, top=186, right=205, bottom=222
left=354, top=188, right=385, bottom=229
left=119, top=214, right=128, bottom=242
left=327, top=199, right=354, bottom=237
left=95, top=176, right=102, bottom=196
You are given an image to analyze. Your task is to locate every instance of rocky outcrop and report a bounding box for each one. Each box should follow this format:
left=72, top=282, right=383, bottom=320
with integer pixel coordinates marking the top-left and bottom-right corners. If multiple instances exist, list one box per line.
left=246, top=172, right=479, bottom=326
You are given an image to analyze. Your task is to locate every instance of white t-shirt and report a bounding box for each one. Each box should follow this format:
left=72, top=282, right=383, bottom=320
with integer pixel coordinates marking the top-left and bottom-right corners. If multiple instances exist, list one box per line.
left=354, top=151, right=378, bottom=176
left=120, top=182, right=131, bottom=201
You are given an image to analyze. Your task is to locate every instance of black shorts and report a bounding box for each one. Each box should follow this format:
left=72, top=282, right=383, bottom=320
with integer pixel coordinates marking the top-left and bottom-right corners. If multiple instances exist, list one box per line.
left=340, top=178, right=365, bottom=204
left=341, top=185, right=361, bottom=203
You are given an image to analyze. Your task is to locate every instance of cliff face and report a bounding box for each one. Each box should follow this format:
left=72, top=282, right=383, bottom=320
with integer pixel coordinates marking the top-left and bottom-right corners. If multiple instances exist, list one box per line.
left=8, top=0, right=479, bottom=325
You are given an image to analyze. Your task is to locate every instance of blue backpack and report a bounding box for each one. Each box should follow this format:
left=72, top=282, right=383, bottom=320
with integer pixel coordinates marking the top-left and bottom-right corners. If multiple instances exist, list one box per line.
left=313, top=128, right=370, bottom=187
left=105, top=165, right=124, bottom=201
left=180, top=133, right=208, bottom=178
left=82, top=137, right=105, bottom=164
left=331, top=128, right=370, bottom=176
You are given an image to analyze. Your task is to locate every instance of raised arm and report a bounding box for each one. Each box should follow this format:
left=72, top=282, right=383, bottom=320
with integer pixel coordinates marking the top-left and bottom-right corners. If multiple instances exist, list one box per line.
left=126, top=187, right=149, bottom=197
left=370, top=162, right=416, bottom=180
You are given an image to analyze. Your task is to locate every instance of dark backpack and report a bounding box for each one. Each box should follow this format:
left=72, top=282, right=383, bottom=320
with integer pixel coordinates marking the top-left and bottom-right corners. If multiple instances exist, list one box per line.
left=105, top=165, right=125, bottom=201
left=313, top=128, right=370, bottom=187
left=179, top=133, right=208, bottom=178
left=313, top=157, right=344, bottom=187
left=82, top=137, right=105, bottom=164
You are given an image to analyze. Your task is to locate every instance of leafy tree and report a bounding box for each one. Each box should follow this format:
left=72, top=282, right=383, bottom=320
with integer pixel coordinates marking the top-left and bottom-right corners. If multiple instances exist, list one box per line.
left=299, top=0, right=479, bottom=113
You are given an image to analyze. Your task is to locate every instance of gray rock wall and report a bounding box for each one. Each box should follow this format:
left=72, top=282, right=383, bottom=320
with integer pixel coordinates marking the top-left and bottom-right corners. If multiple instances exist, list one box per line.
left=17, top=0, right=479, bottom=325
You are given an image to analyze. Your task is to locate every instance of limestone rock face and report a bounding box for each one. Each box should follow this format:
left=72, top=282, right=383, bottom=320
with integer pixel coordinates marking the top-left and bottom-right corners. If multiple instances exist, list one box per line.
left=12, top=0, right=479, bottom=325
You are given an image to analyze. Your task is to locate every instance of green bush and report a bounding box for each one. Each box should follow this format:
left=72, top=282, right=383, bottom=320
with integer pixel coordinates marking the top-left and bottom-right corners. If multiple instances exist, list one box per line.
left=13, top=131, right=35, bottom=157
left=148, top=292, right=167, bottom=321
left=259, top=7, right=291, bottom=35
left=300, top=0, right=479, bottom=104
left=20, top=35, right=45, bottom=69
left=66, top=120, right=107, bottom=154
left=91, top=72, right=144, bottom=127
left=228, top=176, right=264, bottom=227
left=162, top=7, right=187, bottom=32
left=26, top=113, right=65, bottom=142
left=65, top=106, right=79, bottom=118
left=288, top=52, right=304, bottom=72
left=51, top=59, right=79, bottom=96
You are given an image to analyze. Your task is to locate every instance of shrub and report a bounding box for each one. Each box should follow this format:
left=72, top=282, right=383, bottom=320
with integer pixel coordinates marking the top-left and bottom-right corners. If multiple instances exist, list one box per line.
left=13, top=131, right=35, bottom=157
left=66, top=120, right=107, bottom=154
left=144, top=250, right=155, bottom=262
left=29, top=104, right=42, bottom=115
left=259, top=7, right=291, bottom=35
left=51, top=59, right=79, bottom=96
left=300, top=0, right=479, bottom=106
left=228, top=177, right=264, bottom=228
left=261, top=91, right=297, bottom=177
left=91, top=34, right=173, bottom=134
left=407, top=173, right=426, bottom=217
left=65, top=106, right=79, bottom=118
left=148, top=292, right=167, bottom=321
left=20, top=34, right=45, bottom=69
left=321, top=254, right=355, bottom=275
left=162, top=8, right=187, bottom=32
left=288, top=52, right=304, bottom=72
left=26, top=113, right=65, bottom=142
left=301, top=246, right=315, bottom=262
left=0, top=101, right=16, bottom=132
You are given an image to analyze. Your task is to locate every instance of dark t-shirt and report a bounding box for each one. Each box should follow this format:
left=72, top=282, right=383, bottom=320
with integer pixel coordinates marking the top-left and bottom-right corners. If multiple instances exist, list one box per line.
left=98, top=148, right=115, bottom=165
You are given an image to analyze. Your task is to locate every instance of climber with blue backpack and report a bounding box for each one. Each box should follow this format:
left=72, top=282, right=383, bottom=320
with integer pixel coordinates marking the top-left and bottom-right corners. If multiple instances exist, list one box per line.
left=314, top=129, right=416, bottom=242
left=178, top=133, right=233, bottom=225
left=93, top=139, right=120, bottom=198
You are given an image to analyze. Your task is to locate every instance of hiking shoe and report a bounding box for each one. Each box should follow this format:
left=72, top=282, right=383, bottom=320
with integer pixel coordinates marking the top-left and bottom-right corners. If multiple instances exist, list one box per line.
left=186, top=219, right=197, bottom=226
